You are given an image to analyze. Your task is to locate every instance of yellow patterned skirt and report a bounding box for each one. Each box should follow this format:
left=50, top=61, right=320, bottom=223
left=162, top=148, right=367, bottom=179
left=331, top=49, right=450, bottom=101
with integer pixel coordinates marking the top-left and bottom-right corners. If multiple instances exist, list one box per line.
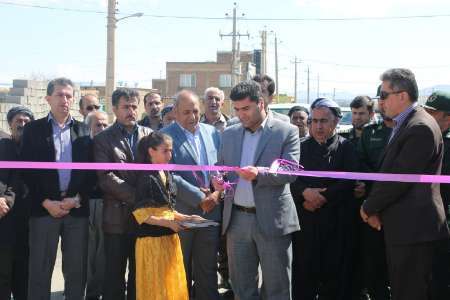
left=133, top=207, right=188, bottom=300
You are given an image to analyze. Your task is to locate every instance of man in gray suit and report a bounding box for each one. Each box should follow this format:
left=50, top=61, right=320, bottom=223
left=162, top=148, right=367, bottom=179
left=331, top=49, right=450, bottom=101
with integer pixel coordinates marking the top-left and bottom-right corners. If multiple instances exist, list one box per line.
left=227, top=74, right=290, bottom=126
left=217, top=80, right=300, bottom=300
left=161, top=89, right=222, bottom=300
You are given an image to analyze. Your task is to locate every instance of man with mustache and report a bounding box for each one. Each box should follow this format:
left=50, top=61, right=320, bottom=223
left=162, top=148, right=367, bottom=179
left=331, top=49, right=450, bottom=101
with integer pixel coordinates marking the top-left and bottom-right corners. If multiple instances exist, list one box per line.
left=201, top=87, right=229, bottom=133
left=290, top=98, right=359, bottom=300
left=21, top=77, right=93, bottom=299
left=93, top=88, right=151, bottom=300
left=0, top=106, right=33, bottom=300
left=138, top=92, right=164, bottom=131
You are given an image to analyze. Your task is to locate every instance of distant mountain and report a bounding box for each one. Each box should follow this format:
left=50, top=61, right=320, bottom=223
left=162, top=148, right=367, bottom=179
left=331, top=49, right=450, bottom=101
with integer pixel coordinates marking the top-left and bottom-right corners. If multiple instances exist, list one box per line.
left=420, top=85, right=450, bottom=97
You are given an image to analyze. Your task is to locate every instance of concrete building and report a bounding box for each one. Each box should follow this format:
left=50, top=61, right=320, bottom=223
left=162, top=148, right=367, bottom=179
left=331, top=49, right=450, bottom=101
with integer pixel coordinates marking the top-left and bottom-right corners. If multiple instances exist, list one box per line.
left=0, top=79, right=82, bottom=133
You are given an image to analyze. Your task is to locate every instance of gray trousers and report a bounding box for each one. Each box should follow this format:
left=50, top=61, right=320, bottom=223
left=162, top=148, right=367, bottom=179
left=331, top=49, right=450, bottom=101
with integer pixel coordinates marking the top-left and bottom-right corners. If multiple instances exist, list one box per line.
left=28, top=215, right=88, bottom=300
left=227, top=209, right=293, bottom=300
left=179, top=225, right=220, bottom=300
left=86, top=198, right=105, bottom=298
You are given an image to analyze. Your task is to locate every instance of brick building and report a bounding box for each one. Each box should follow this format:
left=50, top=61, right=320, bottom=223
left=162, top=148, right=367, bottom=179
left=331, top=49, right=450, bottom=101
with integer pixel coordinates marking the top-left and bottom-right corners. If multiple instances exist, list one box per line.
left=153, top=50, right=260, bottom=100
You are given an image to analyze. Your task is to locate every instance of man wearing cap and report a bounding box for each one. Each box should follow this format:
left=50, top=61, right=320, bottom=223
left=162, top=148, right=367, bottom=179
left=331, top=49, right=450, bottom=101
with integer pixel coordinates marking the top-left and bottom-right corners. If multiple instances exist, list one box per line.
left=361, top=69, right=449, bottom=300
left=423, top=91, right=450, bottom=300
left=161, top=104, right=175, bottom=127
left=8, top=106, right=34, bottom=300
left=0, top=106, right=34, bottom=300
left=352, top=88, right=393, bottom=300
left=290, top=97, right=359, bottom=299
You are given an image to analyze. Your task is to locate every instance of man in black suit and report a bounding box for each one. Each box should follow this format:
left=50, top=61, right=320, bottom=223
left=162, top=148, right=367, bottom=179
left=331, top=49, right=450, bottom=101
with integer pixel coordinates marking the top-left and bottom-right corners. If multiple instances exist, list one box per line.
left=360, top=68, right=450, bottom=300
left=21, top=77, right=92, bottom=300
left=0, top=129, right=16, bottom=300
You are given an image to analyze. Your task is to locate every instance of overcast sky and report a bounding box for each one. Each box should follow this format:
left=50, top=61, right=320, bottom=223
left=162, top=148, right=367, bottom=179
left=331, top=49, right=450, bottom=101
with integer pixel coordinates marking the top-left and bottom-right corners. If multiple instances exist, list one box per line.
left=1, top=0, right=450, bottom=99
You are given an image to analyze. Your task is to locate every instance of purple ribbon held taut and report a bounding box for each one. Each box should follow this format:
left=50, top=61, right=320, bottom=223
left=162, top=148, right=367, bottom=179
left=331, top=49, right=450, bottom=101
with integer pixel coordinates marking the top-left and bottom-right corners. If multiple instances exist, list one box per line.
left=1, top=160, right=450, bottom=184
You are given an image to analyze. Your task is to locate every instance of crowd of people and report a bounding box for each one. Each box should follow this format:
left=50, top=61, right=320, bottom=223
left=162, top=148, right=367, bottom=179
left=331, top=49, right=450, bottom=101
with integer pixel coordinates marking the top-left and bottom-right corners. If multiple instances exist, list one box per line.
left=0, top=68, right=449, bottom=300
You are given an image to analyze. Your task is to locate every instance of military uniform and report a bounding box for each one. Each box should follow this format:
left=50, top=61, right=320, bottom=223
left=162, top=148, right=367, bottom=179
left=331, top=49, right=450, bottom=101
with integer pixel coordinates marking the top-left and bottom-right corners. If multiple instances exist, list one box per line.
left=425, top=91, right=450, bottom=300
left=339, top=127, right=359, bottom=145
left=441, top=130, right=450, bottom=218
left=353, top=120, right=392, bottom=300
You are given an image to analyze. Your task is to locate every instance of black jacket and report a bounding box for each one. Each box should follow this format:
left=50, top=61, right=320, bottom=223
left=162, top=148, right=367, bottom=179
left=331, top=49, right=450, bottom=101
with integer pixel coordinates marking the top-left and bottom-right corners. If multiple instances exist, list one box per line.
left=0, top=137, right=16, bottom=245
left=20, top=116, right=93, bottom=217
left=133, top=171, right=177, bottom=237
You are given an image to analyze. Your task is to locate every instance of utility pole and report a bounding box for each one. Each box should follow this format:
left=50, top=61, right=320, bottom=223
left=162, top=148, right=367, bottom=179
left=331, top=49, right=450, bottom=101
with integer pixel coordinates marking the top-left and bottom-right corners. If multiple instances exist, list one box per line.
left=105, top=0, right=116, bottom=121
left=261, top=30, right=267, bottom=75
left=220, top=3, right=249, bottom=86
left=292, top=57, right=301, bottom=103
left=333, top=88, right=336, bottom=101
left=307, top=66, right=310, bottom=104
left=105, top=1, right=142, bottom=122
left=317, top=73, right=320, bottom=98
left=274, top=34, right=279, bottom=102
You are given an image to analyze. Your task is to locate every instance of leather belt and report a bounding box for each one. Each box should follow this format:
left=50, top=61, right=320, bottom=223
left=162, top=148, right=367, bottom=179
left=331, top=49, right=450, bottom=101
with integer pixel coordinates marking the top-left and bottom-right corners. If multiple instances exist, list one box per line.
left=233, top=204, right=256, bottom=214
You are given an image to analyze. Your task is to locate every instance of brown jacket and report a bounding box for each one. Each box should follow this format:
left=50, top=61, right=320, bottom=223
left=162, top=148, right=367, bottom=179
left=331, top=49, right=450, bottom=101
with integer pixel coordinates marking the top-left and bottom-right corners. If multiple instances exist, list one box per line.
left=93, top=122, right=152, bottom=234
left=363, top=106, right=449, bottom=245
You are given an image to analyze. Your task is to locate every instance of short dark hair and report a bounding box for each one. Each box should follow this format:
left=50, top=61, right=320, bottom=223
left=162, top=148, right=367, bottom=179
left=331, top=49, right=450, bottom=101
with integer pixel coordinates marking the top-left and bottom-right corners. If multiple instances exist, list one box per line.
left=111, top=88, right=140, bottom=107
left=380, top=68, right=418, bottom=102
left=288, top=105, right=309, bottom=117
left=143, top=92, right=161, bottom=105
left=47, top=77, right=74, bottom=96
left=252, top=74, right=275, bottom=96
left=350, top=95, right=374, bottom=113
left=137, top=131, right=172, bottom=163
left=229, top=80, right=263, bottom=103
left=79, top=94, right=97, bottom=109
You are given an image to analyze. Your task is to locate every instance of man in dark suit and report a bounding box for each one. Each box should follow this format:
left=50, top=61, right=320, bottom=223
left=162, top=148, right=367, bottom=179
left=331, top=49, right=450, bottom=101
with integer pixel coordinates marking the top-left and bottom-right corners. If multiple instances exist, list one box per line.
left=360, top=69, right=450, bottom=300
left=94, top=88, right=152, bottom=300
left=0, top=128, right=17, bottom=300
left=21, top=77, right=93, bottom=299
left=4, top=106, right=34, bottom=300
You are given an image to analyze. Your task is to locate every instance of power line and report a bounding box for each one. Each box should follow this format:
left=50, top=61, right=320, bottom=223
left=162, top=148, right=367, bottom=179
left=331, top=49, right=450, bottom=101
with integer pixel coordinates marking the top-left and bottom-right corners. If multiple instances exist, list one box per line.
left=2, top=1, right=450, bottom=22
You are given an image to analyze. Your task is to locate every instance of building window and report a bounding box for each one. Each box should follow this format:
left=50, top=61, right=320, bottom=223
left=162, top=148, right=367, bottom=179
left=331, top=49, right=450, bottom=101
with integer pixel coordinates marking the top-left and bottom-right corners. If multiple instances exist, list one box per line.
left=219, top=74, right=232, bottom=88
left=180, top=74, right=196, bottom=88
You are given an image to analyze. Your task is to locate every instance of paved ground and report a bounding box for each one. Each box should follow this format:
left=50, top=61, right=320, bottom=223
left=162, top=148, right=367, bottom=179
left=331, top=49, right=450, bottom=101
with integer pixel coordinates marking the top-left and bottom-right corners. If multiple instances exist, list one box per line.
left=49, top=240, right=235, bottom=300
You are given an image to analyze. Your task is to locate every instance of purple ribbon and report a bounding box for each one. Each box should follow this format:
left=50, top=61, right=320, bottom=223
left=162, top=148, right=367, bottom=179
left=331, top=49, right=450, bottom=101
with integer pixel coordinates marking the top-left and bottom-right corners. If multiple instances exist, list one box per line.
left=0, top=160, right=450, bottom=184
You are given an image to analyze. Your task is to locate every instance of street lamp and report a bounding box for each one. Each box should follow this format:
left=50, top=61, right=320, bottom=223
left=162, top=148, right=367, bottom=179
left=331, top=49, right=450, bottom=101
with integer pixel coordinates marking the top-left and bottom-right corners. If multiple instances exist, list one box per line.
left=105, top=0, right=143, bottom=121
left=117, top=12, right=144, bottom=22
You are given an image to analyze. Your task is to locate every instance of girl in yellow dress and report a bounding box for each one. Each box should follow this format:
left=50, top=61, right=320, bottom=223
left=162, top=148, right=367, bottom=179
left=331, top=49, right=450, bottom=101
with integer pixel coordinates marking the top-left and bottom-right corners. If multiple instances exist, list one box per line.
left=133, top=132, right=201, bottom=300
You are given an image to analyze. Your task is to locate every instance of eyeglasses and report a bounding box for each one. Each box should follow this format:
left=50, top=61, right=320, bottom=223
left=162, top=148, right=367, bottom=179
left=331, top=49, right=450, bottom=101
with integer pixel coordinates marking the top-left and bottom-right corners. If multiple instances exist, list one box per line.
left=379, top=90, right=404, bottom=100
left=86, top=105, right=101, bottom=111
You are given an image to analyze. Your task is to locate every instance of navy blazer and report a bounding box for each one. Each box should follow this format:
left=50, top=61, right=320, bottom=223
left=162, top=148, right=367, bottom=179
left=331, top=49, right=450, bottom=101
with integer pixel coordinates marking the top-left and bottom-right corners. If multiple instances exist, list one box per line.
left=161, top=122, right=221, bottom=221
